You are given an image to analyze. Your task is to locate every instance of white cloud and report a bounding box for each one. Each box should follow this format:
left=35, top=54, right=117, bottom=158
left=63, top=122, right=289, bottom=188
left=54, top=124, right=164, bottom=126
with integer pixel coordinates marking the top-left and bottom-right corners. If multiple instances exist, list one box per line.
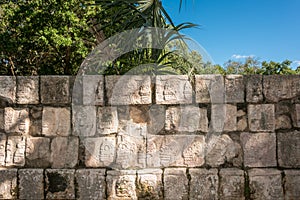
left=231, top=54, right=255, bottom=59
left=293, top=60, right=300, bottom=66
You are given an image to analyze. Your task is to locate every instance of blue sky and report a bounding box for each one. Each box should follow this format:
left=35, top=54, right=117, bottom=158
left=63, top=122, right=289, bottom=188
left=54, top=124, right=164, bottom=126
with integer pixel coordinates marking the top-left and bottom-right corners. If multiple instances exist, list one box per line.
left=163, top=0, right=300, bottom=67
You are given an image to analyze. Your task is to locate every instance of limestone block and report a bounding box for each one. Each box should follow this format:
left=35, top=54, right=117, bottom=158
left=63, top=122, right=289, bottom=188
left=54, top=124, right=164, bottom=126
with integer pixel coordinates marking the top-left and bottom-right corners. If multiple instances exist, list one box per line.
left=164, top=168, right=188, bottom=200
left=6, top=136, right=26, bottom=167
left=219, top=169, right=245, bottom=200
left=264, top=75, right=300, bottom=102
left=284, top=170, right=300, bottom=199
left=42, top=107, right=71, bottom=136
left=51, top=137, right=79, bottom=168
left=72, top=105, right=96, bottom=137
left=0, top=76, right=16, bottom=104
left=195, top=74, right=225, bottom=103
left=189, top=168, right=219, bottom=200
left=148, top=105, right=166, bottom=134
left=248, top=169, right=283, bottom=200
left=97, top=106, right=118, bottom=135
left=224, top=104, right=237, bottom=132
left=147, top=135, right=205, bottom=168
left=275, top=115, right=292, bottom=130
left=241, top=132, right=276, bottom=167
left=225, top=75, right=244, bottom=103
left=278, top=131, right=300, bottom=168
left=107, top=170, right=137, bottom=200
left=46, top=169, right=75, bottom=199
left=72, top=75, right=83, bottom=105
left=0, top=135, right=6, bottom=166
left=137, top=169, right=163, bottom=200
left=19, top=169, right=44, bottom=199
left=292, top=104, right=300, bottom=127
left=75, top=169, right=106, bottom=200
left=4, top=107, right=30, bottom=135
left=0, top=109, right=4, bottom=131
left=29, top=107, right=42, bottom=136
left=40, top=76, right=70, bottom=104
left=237, top=116, right=248, bottom=131
left=82, top=75, right=104, bottom=105
left=106, top=75, right=151, bottom=105
left=0, top=169, right=17, bottom=199
left=206, top=134, right=242, bottom=167
left=156, top=75, right=192, bottom=104
left=26, top=137, right=51, bottom=167
left=16, top=76, right=39, bottom=104
left=210, top=104, right=226, bottom=132
left=246, top=75, right=263, bottom=103
left=129, top=106, right=149, bottom=124
left=248, top=104, right=275, bottom=132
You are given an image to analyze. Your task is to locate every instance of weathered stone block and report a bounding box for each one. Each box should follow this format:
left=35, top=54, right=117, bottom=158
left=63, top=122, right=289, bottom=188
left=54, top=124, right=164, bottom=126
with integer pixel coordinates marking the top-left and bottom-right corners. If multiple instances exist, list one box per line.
left=241, top=132, right=276, bottom=167
left=19, top=169, right=44, bottom=199
left=0, top=135, right=6, bottom=166
left=264, top=75, right=300, bottom=102
left=0, top=169, right=17, bottom=199
left=147, top=135, right=205, bottom=168
left=219, top=169, right=245, bottom=200
left=224, top=104, right=237, bottom=131
left=0, top=76, right=16, bottom=104
left=292, top=104, right=300, bottom=127
left=82, top=75, right=104, bottom=105
left=237, top=116, right=248, bottom=131
left=278, top=131, right=300, bottom=168
left=4, top=107, right=30, bottom=135
left=107, top=170, right=137, bottom=200
left=6, top=136, right=26, bottom=167
left=137, top=169, right=163, bottom=200
left=248, top=169, right=283, bottom=200
left=156, top=75, right=192, bottom=104
left=248, top=104, right=275, bottom=132
left=275, top=115, right=292, bottom=130
left=51, top=137, right=79, bottom=168
left=46, top=169, right=75, bottom=199
left=225, top=75, right=244, bottom=103
left=106, top=75, right=151, bottom=105
left=41, top=76, right=70, bottom=104
left=75, top=169, right=106, bottom=200
left=284, top=170, right=300, bottom=199
left=72, top=105, right=96, bottom=137
left=148, top=105, right=166, bottom=134
left=195, top=74, right=225, bottom=104
left=0, top=109, right=4, bottom=131
left=246, top=75, right=263, bottom=103
left=97, top=107, right=118, bottom=135
left=16, top=76, right=39, bottom=104
left=29, top=107, right=42, bottom=136
left=129, top=106, right=149, bottom=124
left=26, top=137, right=51, bottom=167
left=211, top=104, right=237, bottom=132
left=83, top=137, right=116, bottom=168
left=206, top=134, right=242, bottom=167
left=42, top=107, right=71, bottom=136
left=164, top=168, right=188, bottom=200
left=189, top=168, right=219, bottom=200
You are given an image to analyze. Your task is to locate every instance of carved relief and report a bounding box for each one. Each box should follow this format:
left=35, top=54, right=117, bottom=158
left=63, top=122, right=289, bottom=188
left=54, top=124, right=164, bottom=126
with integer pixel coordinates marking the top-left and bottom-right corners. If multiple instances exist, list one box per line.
left=16, top=77, right=39, bottom=104
left=4, top=107, right=30, bottom=135
left=116, top=136, right=137, bottom=169
left=225, top=75, right=244, bottom=103
left=248, top=104, right=275, bottom=132
left=40, top=76, right=69, bottom=104
left=83, top=75, right=104, bottom=105
left=0, top=135, right=6, bottom=166
left=42, top=107, right=70, bottom=136
left=73, top=106, right=96, bottom=137
left=220, top=169, right=245, bottom=199
left=97, top=107, right=118, bottom=135
left=0, top=76, right=16, bottom=103
left=183, top=136, right=205, bottom=167
left=6, top=136, right=26, bottom=167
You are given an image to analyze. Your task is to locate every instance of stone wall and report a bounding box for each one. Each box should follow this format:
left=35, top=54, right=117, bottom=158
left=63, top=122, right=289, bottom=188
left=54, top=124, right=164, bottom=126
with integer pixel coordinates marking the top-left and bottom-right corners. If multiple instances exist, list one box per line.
left=0, top=75, right=299, bottom=199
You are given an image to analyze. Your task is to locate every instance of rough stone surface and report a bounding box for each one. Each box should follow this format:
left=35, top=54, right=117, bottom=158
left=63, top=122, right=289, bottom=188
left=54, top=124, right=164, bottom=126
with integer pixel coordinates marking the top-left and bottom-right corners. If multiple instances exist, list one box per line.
left=264, top=75, right=300, bottom=102
left=219, top=169, right=245, bottom=200
left=6, top=136, right=26, bottom=167
left=292, top=104, right=300, bottom=127
left=137, top=169, right=163, bottom=200
left=248, top=169, right=284, bottom=200
left=189, top=168, right=218, bottom=200
left=275, top=115, right=292, bottom=130
left=42, top=107, right=71, bottom=136
left=211, top=104, right=238, bottom=132
left=0, top=169, right=17, bottom=199
left=0, top=135, right=6, bottom=166
left=237, top=116, right=248, bottom=131
left=241, top=132, right=276, bottom=167
left=0, top=76, right=16, bottom=104
left=195, top=74, right=225, bottom=103
left=46, top=169, right=75, bottom=199
left=246, top=75, right=263, bottom=103
left=72, top=105, right=96, bottom=137
left=106, top=170, right=137, bottom=200
left=284, top=170, right=300, bottom=199
left=225, top=75, right=244, bottom=103
left=97, top=106, right=118, bottom=135
left=278, top=131, right=300, bottom=168
left=224, top=104, right=237, bottom=131
left=19, top=169, right=44, bottom=199
left=51, top=137, right=79, bottom=168
left=0, top=109, right=4, bottom=131
left=4, top=107, right=30, bottom=135
left=26, top=137, right=51, bottom=167
left=248, top=104, right=275, bottom=132
left=156, top=75, right=192, bottom=104
left=164, top=168, right=188, bottom=200
left=82, top=75, right=104, bottom=105
left=106, top=75, right=151, bottom=105
left=41, top=76, right=70, bottom=104
left=16, top=76, right=39, bottom=104
left=75, top=169, right=106, bottom=200
left=29, top=107, right=42, bottom=136
left=148, top=105, right=166, bottom=134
